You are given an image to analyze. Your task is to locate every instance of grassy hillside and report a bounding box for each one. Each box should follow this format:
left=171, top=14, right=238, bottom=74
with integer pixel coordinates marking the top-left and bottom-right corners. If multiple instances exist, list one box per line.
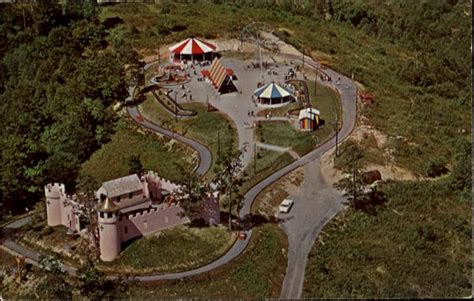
left=303, top=179, right=471, bottom=298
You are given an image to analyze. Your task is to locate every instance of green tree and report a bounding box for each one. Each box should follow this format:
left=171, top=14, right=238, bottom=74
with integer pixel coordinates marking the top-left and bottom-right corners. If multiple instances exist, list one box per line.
left=126, top=155, right=144, bottom=176
left=214, top=141, right=244, bottom=231
left=173, top=163, right=209, bottom=222
left=36, top=255, right=72, bottom=299
left=76, top=259, right=128, bottom=299
left=334, top=140, right=366, bottom=208
left=76, top=259, right=108, bottom=299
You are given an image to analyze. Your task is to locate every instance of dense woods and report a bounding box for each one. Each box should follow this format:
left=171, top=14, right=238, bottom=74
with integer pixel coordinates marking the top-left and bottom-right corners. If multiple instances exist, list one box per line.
left=0, top=2, right=136, bottom=216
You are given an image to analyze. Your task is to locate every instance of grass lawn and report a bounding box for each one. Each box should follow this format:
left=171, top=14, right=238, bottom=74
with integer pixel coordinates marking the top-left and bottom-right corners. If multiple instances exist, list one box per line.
left=256, top=81, right=340, bottom=156
left=257, top=121, right=315, bottom=156
left=100, top=225, right=235, bottom=274
left=239, top=149, right=294, bottom=196
left=121, top=224, right=288, bottom=299
left=139, top=95, right=238, bottom=180
left=303, top=180, right=471, bottom=298
left=258, top=101, right=301, bottom=117
left=81, top=120, right=195, bottom=184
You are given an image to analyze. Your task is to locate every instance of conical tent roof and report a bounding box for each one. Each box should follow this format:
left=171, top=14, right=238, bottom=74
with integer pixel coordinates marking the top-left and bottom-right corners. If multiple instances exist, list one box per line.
left=169, top=37, right=217, bottom=55
left=254, top=82, right=293, bottom=99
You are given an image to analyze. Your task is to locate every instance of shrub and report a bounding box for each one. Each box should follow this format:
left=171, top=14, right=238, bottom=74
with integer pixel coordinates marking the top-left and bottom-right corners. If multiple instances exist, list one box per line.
left=423, top=157, right=448, bottom=177
left=40, top=226, right=53, bottom=237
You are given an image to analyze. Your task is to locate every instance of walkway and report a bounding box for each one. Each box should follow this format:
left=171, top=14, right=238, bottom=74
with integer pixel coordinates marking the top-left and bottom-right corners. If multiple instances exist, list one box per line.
left=256, top=142, right=290, bottom=152
left=127, top=106, right=211, bottom=177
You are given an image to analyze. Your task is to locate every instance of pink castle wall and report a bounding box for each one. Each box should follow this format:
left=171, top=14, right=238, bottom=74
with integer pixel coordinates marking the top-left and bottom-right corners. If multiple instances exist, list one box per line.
left=45, top=183, right=81, bottom=233
left=119, top=203, right=190, bottom=242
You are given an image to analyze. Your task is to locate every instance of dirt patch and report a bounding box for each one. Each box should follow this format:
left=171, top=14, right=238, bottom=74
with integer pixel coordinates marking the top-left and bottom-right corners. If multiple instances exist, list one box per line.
left=320, top=148, right=344, bottom=186
left=351, top=125, right=387, bottom=147
left=320, top=146, right=418, bottom=187
left=254, top=167, right=304, bottom=217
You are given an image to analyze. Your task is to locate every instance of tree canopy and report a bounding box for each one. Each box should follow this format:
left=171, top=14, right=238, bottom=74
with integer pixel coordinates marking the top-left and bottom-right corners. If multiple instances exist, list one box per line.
left=0, top=2, right=137, bottom=216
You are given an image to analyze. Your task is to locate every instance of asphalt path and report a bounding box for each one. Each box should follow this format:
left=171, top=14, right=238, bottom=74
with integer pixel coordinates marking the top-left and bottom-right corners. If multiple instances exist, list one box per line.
left=1, top=52, right=356, bottom=286
left=126, top=106, right=211, bottom=177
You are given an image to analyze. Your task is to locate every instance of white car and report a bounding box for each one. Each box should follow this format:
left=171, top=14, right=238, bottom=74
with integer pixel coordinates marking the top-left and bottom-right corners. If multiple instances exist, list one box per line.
left=279, top=199, right=294, bottom=213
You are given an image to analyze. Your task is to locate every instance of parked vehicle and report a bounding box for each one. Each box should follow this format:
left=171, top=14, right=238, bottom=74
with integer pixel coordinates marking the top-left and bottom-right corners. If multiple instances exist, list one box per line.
left=279, top=199, right=294, bottom=213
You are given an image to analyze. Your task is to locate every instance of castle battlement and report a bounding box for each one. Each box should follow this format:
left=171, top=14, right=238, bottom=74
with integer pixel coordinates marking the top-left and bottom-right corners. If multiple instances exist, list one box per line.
left=125, top=202, right=181, bottom=220
left=45, top=183, right=66, bottom=198
left=145, top=171, right=181, bottom=192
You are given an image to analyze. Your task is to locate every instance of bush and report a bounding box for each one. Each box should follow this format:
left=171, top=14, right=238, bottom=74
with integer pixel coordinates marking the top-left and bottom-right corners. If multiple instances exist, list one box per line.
left=40, top=226, right=53, bottom=237
left=423, top=158, right=448, bottom=177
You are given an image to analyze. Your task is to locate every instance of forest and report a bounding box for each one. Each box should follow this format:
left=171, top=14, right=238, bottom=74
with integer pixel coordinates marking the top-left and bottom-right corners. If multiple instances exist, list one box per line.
left=0, top=1, right=141, bottom=217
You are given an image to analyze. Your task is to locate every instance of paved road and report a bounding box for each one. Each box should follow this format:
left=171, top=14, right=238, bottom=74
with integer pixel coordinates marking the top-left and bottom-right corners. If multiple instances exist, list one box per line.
left=4, top=216, right=32, bottom=229
left=127, top=106, right=211, bottom=177
left=1, top=52, right=356, bottom=286
left=276, top=53, right=357, bottom=298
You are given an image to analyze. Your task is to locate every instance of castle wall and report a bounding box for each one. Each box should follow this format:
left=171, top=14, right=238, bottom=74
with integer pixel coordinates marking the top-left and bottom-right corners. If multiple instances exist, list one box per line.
left=45, top=183, right=65, bottom=226
left=118, top=203, right=190, bottom=243
left=45, top=183, right=82, bottom=232
left=145, top=171, right=181, bottom=195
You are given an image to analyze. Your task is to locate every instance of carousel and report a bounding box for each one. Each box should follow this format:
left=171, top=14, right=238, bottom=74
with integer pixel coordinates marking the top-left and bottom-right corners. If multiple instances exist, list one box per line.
left=253, top=82, right=295, bottom=107
left=168, top=37, right=218, bottom=64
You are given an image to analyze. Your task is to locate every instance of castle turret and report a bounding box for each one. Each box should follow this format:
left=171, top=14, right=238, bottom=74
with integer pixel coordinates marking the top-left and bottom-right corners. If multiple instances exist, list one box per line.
left=45, top=183, right=65, bottom=226
left=97, top=197, right=120, bottom=262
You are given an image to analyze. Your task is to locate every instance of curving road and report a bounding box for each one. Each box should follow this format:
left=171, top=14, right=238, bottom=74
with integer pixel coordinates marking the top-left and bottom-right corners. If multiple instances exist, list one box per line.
left=1, top=52, right=356, bottom=288
left=127, top=106, right=211, bottom=177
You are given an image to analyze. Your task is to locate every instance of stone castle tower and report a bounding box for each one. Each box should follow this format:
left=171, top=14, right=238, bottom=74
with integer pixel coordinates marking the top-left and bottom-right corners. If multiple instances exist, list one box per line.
left=45, top=183, right=66, bottom=227
left=97, top=197, right=121, bottom=262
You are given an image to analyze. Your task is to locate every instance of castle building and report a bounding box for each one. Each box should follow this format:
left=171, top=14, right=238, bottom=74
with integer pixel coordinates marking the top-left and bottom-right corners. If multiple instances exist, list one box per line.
left=45, top=171, right=220, bottom=261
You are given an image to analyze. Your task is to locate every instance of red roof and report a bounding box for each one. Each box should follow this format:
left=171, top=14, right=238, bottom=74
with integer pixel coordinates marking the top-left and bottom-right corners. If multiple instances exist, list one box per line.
left=169, top=38, right=217, bottom=55
left=201, top=68, right=234, bottom=80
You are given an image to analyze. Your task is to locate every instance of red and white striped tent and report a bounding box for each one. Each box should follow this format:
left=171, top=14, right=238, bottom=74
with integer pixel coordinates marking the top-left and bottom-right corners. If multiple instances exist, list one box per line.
left=168, top=37, right=217, bottom=63
left=202, top=58, right=238, bottom=94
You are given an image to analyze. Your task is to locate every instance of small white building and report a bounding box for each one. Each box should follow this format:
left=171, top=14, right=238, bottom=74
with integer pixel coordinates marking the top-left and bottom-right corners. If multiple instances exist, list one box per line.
left=298, top=107, right=320, bottom=131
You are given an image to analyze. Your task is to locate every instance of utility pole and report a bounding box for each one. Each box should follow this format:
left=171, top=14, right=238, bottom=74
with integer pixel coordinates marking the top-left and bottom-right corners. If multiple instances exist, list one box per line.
left=301, top=50, right=305, bottom=74
left=253, top=143, right=257, bottom=175
left=335, top=120, right=339, bottom=157
left=174, top=91, right=178, bottom=123
left=314, top=69, right=318, bottom=97
left=217, top=130, right=221, bottom=163
left=255, top=25, right=263, bottom=81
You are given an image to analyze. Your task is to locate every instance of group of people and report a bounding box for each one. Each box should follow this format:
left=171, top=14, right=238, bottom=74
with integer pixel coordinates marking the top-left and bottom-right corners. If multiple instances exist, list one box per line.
left=285, top=68, right=297, bottom=80
left=180, top=85, right=192, bottom=102
left=247, top=110, right=255, bottom=117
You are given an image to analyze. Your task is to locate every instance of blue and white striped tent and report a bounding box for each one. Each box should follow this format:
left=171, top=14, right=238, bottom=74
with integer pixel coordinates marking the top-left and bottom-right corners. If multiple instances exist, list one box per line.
left=254, top=82, right=295, bottom=106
